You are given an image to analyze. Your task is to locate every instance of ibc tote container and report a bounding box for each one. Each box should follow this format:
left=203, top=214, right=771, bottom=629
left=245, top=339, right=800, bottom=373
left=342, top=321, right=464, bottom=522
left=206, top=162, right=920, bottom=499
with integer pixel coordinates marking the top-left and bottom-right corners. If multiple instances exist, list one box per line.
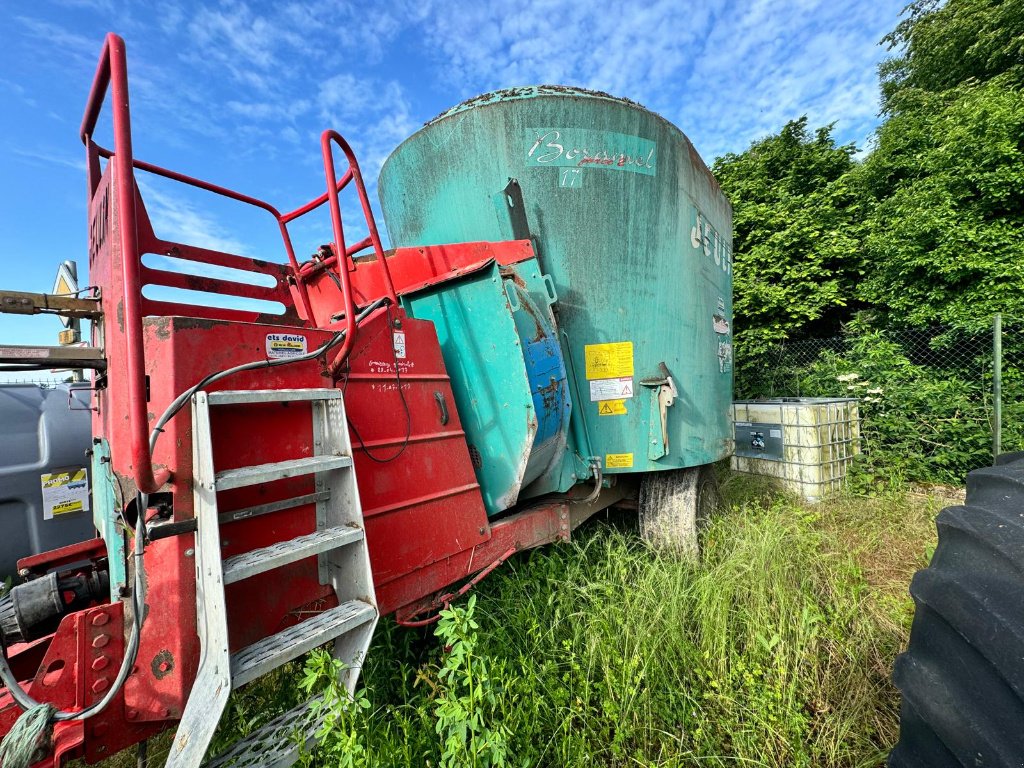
left=731, top=398, right=861, bottom=501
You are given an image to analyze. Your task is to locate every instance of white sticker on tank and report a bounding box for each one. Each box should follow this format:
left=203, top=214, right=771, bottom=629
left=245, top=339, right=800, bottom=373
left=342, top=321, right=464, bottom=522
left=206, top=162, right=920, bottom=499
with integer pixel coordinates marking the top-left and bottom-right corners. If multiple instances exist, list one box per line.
left=590, top=377, right=634, bottom=401
left=266, top=333, right=307, bottom=359
left=41, top=468, right=89, bottom=520
left=393, top=331, right=406, bottom=359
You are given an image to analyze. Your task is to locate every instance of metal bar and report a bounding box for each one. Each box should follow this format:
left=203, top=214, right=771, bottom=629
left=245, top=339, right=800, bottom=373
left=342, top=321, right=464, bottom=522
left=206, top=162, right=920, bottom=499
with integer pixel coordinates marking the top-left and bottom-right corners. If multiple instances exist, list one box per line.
left=218, top=491, right=330, bottom=525
left=322, top=131, right=398, bottom=307
left=346, top=235, right=373, bottom=257
left=80, top=33, right=168, bottom=494
left=214, top=455, right=353, bottom=491
left=138, top=298, right=280, bottom=324
left=222, top=526, right=364, bottom=585
left=320, top=132, right=360, bottom=374
left=207, top=389, right=341, bottom=406
left=0, top=290, right=101, bottom=318
left=994, top=312, right=1002, bottom=461
left=279, top=170, right=353, bottom=224
left=0, top=344, right=105, bottom=369
left=230, top=600, right=374, bottom=688
left=139, top=266, right=283, bottom=302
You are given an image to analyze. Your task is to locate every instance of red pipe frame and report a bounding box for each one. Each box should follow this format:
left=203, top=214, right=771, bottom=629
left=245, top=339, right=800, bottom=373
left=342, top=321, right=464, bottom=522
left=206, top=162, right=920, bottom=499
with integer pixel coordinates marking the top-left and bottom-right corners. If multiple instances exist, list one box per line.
left=79, top=33, right=399, bottom=494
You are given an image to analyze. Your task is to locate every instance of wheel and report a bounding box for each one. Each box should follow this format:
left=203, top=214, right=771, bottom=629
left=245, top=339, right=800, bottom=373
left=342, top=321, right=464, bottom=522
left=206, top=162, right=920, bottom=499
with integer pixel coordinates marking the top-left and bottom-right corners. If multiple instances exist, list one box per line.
left=639, top=465, right=721, bottom=555
left=889, top=454, right=1024, bottom=767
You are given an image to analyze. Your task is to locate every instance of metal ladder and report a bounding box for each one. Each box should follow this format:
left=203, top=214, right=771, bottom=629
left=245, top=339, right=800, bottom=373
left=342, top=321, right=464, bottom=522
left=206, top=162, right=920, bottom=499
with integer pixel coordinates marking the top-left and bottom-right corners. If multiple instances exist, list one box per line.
left=166, top=388, right=378, bottom=768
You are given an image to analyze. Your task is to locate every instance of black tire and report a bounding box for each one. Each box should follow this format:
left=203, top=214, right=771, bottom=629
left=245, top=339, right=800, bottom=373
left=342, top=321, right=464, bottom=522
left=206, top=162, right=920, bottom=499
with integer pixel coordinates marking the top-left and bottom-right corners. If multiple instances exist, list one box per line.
left=639, top=464, right=721, bottom=555
left=889, top=457, right=1024, bottom=767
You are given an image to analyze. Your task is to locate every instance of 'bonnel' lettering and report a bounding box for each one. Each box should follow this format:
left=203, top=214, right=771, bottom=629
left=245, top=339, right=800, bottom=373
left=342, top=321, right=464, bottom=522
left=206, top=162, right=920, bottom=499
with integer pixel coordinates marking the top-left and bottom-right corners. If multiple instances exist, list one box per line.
left=526, top=129, right=657, bottom=176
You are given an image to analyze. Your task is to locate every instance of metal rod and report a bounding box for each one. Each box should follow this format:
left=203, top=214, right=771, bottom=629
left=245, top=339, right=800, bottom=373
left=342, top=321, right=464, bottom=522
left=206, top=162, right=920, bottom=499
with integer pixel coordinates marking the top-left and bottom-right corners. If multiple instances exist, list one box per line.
left=993, top=312, right=1002, bottom=461
left=80, top=33, right=169, bottom=494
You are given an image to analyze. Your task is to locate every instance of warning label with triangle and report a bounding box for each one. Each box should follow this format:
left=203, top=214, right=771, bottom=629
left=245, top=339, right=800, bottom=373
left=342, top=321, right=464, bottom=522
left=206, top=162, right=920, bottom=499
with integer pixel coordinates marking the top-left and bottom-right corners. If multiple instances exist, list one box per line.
left=597, top=399, right=627, bottom=416
left=589, top=377, right=634, bottom=402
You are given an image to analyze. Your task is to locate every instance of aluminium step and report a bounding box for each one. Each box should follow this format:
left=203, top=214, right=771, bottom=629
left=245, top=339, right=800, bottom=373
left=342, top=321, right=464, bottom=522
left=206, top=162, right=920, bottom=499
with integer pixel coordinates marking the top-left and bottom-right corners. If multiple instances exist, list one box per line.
left=201, top=695, right=324, bottom=768
left=214, top=454, right=352, bottom=491
left=223, top=525, right=364, bottom=585
left=207, top=388, right=342, bottom=406
left=230, top=600, right=376, bottom=688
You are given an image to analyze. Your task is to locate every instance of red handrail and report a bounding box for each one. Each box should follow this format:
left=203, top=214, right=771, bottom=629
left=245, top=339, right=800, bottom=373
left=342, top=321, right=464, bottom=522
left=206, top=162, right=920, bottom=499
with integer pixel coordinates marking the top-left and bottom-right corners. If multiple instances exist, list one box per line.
left=81, top=33, right=168, bottom=494
left=320, top=129, right=399, bottom=375
left=79, top=34, right=398, bottom=493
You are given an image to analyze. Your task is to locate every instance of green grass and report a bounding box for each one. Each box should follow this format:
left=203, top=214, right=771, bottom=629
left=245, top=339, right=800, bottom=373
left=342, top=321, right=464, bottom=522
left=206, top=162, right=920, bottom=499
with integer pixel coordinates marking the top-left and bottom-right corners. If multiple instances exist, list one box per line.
left=97, top=473, right=941, bottom=767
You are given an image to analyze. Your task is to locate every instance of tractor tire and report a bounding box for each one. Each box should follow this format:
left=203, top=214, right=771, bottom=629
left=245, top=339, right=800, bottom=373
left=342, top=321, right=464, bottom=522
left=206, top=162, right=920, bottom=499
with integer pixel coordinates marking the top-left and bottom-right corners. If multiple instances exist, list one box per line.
left=639, top=465, right=721, bottom=555
left=889, top=454, right=1024, bottom=767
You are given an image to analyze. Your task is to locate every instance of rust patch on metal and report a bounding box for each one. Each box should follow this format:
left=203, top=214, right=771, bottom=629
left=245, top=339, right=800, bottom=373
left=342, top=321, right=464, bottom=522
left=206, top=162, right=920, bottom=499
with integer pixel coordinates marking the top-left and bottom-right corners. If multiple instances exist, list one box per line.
left=517, top=291, right=548, bottom=343
left=150, top=316, right=172, bottom=340
left=151, top=649, right=174, bottom=680
left=499, top=267, right=527, bottom=288
left=171, top=316, right=231, bottom=331
left=537, top=378, right=560, bottom=413
left=425, top=85, right=652, bottom=127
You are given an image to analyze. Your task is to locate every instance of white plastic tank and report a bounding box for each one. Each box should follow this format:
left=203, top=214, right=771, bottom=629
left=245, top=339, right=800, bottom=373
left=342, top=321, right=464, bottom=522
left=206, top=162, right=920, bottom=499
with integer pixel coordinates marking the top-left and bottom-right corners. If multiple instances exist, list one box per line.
left=0, top=383, right=94, bottom=578
left=731, top=398, right=861, bottom=501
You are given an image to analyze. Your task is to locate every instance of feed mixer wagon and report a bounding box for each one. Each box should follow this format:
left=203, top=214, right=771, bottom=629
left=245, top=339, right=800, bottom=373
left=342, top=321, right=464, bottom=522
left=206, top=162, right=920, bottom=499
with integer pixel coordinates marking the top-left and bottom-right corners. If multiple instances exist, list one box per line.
left=0, top=34, right=732, bottom=768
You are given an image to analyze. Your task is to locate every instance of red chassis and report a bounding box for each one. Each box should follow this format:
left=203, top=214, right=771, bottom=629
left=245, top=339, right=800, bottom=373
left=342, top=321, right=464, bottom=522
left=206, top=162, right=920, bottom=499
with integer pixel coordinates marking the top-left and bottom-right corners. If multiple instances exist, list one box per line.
left=0, top=34, right=627, bottom=766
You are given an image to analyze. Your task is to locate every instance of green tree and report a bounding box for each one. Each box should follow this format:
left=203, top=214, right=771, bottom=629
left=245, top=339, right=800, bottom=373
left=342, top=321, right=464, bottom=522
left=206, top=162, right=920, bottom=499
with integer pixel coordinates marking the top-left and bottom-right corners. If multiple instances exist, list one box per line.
left=859, top=76, right=1024, bottom=328
left=713, top=119, right=868, bottom=361
left=880, top=0, right=1024, bottom=112
left=860, top=0, right=1024, bottom=329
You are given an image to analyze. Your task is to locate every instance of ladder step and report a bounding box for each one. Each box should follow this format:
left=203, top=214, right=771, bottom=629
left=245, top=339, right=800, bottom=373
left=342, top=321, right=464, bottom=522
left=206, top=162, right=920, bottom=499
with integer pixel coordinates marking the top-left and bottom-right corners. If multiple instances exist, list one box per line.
left=223, top=526, right=364, bottom=585
left=231, top=600, right=376, bottom=689
left=201, top=695, right=324, bottom=768
left=215, top=455, right=352, bottom=491
left=208, top=388, right=342, bottom=406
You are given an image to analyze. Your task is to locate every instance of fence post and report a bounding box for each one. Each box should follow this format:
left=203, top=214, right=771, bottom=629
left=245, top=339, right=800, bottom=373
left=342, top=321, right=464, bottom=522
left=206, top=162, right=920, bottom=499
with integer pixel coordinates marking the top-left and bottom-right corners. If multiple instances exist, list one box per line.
left=993, top=313, right=1002, bottom=461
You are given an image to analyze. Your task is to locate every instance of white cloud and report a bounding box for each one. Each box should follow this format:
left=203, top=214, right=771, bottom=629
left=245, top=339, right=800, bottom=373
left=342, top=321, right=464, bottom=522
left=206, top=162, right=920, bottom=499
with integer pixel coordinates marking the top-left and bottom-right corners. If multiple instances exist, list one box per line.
left=413, top=0, right=904, bottom=161
left=10, top=147, right=86, bottom=172
left=137, top=180, right=250, bottom=257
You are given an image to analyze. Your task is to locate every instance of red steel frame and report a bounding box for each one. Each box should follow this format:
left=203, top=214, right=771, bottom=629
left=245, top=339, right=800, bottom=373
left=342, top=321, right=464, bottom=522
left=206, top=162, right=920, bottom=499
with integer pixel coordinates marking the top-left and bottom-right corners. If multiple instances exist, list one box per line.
left=80, top=33, right=398, bottom=494
left=0, top=32, right=628, bottom=767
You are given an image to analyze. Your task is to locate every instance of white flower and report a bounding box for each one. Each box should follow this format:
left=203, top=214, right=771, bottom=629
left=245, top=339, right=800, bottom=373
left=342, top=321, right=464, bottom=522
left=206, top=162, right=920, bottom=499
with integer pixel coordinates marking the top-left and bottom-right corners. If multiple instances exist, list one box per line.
left=847, top=385, right=858, bottom=390
left=864, top=396, right=880, bottom=403
left=837, top=373, right=860, bottom=382
left=867, top=387, right=884, bottom=394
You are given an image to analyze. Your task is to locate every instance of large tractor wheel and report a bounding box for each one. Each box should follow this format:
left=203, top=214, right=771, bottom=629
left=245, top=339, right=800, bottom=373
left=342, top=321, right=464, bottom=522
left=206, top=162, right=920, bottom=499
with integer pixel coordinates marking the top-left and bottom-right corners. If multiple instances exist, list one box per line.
left=889, top=453, right=1024, bottom=767
left=639, top=465, right=721, bottom=555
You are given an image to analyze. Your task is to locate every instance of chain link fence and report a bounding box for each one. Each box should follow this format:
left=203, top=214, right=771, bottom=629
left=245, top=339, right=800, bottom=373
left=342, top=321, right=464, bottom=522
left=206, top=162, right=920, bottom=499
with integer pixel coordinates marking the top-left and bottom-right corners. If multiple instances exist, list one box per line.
left=735, top=316, right=1023, bottom=485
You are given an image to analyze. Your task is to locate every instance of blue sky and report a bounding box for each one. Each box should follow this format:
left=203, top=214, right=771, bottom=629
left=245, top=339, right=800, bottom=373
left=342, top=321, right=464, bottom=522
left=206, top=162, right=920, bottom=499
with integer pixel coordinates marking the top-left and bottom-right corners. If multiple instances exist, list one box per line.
left=0, top=0, right=907, bottom=378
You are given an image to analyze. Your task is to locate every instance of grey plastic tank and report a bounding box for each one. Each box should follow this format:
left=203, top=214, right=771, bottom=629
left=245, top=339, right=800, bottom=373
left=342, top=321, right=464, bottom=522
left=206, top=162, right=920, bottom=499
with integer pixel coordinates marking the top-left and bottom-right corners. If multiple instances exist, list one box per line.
left=0, top=384, right=94, bottom=579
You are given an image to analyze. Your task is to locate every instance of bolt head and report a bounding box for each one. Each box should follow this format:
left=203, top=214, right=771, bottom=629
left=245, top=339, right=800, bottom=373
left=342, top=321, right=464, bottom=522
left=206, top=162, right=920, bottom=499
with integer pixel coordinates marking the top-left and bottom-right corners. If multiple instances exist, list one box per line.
left=91, top=656, right=110, bottom=672
left=92, top=634, right=110, bottom=649
left=91, top=612, right=109, bottom=627
left=91, top=677, right=110, bottom=693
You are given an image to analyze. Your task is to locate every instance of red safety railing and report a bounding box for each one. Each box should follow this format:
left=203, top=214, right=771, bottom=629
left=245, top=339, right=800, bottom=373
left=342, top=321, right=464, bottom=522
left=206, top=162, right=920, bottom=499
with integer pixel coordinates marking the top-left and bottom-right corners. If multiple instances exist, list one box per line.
left=80, top=33, right=398, bottom=493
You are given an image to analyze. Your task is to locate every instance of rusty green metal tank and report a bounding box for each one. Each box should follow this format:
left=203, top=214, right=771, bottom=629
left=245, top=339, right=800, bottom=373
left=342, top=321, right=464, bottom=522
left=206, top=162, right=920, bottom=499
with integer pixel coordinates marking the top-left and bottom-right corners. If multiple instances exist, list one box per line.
left=379, top=86, right=732, bottom=511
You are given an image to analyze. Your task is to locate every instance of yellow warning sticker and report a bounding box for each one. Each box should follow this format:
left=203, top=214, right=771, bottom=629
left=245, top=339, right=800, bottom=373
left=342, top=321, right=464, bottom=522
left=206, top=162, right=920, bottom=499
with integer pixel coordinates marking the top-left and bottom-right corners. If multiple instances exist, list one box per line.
left=605, top=453, right=634, bottom=469
left=597, top=399, right=627, bottom=416
left=40, top=468, right=89, bottom=520
left=585, top=342, right=634, bottom=379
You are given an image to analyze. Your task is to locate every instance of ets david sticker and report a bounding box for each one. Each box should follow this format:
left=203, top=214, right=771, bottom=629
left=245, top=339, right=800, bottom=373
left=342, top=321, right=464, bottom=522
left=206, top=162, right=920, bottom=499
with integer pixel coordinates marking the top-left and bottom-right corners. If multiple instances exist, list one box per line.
left=393, top=331, right=406, bottom=359
left=266, top=333, right=307, bottom=360
left=41, top=468, right=89, bottom=519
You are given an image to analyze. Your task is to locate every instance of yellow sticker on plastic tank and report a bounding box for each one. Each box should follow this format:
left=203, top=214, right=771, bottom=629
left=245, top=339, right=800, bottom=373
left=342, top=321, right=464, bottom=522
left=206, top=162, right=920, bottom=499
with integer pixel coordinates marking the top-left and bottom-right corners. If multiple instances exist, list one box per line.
left=597, top=399, right=627, bottom=416
left=585, top=342, right=633, bottom=379
left=605, top=453, right=634, bottom=468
